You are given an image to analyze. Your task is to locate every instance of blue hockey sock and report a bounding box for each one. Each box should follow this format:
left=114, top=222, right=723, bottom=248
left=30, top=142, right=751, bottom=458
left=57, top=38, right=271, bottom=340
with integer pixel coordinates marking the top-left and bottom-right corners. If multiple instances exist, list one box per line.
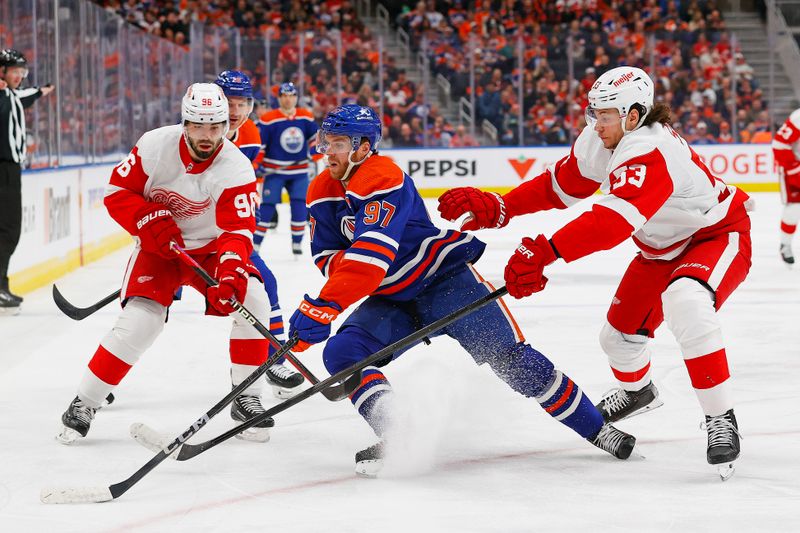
left=490, top=343, right=604, bottom=439
left=268, top=302, right=286, bottom=363
left=289, top=199, right=306, bottom=245
left=349, top=366, right=393, bottom=437
left=535, top=369, right=605, bottom=439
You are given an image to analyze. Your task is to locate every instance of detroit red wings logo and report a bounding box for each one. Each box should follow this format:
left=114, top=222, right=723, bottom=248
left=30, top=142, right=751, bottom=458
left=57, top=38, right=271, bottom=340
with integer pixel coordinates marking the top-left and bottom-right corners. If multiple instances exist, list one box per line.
left=150, top=188, right=211, bottom=220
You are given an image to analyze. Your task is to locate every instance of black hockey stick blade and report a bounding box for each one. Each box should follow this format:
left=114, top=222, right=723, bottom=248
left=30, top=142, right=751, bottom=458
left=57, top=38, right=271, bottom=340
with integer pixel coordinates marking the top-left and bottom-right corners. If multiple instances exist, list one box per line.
left=173, top=286, right=509, bottom=461
left=40, top=337, right=300, bottom=504
left=52, top=285, right=120, bottom=321
left=283, top=351, right=360, bottom=401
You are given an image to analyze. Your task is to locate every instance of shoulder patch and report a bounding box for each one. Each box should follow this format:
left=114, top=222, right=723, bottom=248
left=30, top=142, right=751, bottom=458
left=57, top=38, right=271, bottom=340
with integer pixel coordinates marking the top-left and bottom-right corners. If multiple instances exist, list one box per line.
left=346, top=155, right=406, bottom=199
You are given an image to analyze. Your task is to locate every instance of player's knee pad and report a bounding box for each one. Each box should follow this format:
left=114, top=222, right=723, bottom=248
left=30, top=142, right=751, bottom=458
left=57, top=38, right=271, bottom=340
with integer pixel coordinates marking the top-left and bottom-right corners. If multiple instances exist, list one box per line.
left=662, top=277, right=722, bottom=355
left=598, top=321, right=649, bottom=364
left=102, top=297, right=167, bottom=358
left=322, top=327, right=384, bottom=376
left=487, top=342, right=555, bottom=398
left=236, top=277, right=270, bottom=323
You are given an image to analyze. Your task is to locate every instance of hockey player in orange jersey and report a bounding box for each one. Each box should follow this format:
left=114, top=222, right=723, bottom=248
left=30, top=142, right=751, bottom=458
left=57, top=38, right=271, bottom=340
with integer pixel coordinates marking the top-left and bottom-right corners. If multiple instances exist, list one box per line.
left=439, top=66, right=752, bottom=480
left=215, top=70, right=304, bottom=398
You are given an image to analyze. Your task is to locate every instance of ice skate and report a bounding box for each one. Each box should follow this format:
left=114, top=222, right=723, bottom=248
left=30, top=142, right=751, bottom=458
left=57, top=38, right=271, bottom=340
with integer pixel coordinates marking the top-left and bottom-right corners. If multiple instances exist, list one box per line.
left=231, top=393, right=274, bottom=442
left=355, top=441, right=385, bottom=478
left=703, top=409, right=741, bottom=481
left=267, top=211, right=279, bottom=230
left=266, top=362, right=305, bottom=399
left=292, top=242, right=303, bottom=256
left=596, top=381, right=663, bottom=423
left=588, top=423, right=636, bottom=459
left=0, top=289, right=21, bottom=316
left=57, top=396, right=96, bottom=445
left=780, top=244, right=794, bottom=266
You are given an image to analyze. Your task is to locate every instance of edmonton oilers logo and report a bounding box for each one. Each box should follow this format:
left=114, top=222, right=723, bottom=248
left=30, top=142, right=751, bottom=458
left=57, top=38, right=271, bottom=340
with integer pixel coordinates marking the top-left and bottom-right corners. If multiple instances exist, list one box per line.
left=341, top=216, right=355, bottom=240
left=280, top=126, right=304, bottom=153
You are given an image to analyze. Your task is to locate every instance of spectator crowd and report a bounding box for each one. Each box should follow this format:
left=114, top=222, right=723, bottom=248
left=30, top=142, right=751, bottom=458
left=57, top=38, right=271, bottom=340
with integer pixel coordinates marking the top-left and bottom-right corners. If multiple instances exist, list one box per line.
left=86, top=0, right=775, bottom=148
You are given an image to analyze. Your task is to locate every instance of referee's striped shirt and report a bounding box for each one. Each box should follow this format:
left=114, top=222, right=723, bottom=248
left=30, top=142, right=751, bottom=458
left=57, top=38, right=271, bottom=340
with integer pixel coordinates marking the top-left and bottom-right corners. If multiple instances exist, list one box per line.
left=0, top=86, right=42, bottom=164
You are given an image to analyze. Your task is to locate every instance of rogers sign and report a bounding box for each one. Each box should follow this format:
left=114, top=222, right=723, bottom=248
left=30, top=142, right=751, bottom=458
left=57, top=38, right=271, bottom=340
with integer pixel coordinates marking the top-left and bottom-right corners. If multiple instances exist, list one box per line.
left=691, top=145, right=776, bottom=182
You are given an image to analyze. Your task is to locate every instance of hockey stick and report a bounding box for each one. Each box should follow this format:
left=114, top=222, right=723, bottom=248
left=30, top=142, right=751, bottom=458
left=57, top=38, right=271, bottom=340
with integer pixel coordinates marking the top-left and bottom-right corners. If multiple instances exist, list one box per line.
left=40, top=337, right=300, bottom=504
left=171, top=245, right=360, bottom=402
left=161, top=286, right=509, bottom=462
left=52, top=285, right=120, bottom=321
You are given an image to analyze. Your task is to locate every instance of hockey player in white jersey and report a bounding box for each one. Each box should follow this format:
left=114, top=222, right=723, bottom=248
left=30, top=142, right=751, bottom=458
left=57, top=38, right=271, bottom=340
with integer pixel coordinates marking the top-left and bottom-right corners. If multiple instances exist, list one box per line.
left=771, top=109, right=800, bottom=265
left=58, top=83, right=276, bottom=444
left=439, top=66, right=751, bottom=479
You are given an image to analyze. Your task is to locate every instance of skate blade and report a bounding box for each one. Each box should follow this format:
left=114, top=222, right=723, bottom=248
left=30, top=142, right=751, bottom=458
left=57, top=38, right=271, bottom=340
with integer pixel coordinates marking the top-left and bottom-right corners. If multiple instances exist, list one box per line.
left=717, top=462, right=736, bottom=481
left=56, top=427, right=83, bottom=445
left=355, top=459, right=383, bottom=479
left=0, top=305, right=21, bottom=316
left=616, top=398, right=665, bottom=422
left=234, top=426, right=270, bottom=443
left=270, top=384, right=303, bottom=400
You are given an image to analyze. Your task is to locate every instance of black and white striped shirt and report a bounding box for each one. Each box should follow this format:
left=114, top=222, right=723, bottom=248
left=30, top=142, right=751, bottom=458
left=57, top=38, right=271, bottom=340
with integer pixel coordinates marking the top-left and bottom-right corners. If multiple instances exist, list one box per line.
left=0, top=86, right=42, bottom=164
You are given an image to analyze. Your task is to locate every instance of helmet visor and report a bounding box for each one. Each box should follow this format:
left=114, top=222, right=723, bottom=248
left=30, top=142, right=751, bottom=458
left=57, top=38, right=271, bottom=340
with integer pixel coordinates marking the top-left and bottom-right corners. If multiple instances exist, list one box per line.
left=316, top=131, right=355, bottom=155
left=585, top=106, right=623, bottom=127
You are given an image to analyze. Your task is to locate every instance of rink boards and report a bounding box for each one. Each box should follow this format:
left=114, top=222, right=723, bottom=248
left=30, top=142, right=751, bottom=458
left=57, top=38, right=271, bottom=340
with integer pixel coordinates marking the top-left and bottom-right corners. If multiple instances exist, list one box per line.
left=9, top=143, right=778, bottom=295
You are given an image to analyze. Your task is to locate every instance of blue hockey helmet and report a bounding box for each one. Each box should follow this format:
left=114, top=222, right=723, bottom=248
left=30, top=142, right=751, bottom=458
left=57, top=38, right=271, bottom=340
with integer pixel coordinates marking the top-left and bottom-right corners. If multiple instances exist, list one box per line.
left=279, top=82, right=298, bottom=96
left=214, top=70, right=253, bottom=99
left=318, top=104, right=382, bottom=154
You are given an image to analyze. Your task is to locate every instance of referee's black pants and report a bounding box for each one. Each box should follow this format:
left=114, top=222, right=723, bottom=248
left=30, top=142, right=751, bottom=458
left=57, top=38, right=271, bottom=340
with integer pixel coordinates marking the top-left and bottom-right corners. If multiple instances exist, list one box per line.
left=0, top=160, right=22, bottom=288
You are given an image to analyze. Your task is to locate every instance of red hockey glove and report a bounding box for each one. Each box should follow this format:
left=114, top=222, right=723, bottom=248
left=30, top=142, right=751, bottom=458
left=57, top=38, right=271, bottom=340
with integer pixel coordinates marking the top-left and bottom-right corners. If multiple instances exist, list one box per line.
left=207, top=252, right=249, bottom=315
left=288, top=295, right=343, bottom=352
left=504, top=234, right=558, bottom=299
left=437, top=187, right=509, bottom=231
left=135, top=203, right=184, bottom=259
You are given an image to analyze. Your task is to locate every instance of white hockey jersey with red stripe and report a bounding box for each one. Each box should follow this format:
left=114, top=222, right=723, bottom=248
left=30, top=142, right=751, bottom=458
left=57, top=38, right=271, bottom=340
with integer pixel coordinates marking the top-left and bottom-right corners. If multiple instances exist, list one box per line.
left=772, top=109, right=800, bottom=175
left=105, top=124, right=258, bottom=255
left=505, top=122, right=751, bottom=262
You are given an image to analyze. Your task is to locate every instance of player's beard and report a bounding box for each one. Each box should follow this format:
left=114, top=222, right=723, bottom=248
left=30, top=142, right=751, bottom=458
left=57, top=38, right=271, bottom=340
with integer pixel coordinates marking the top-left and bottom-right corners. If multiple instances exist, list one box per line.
left=187, top=136, right=221, bottom=160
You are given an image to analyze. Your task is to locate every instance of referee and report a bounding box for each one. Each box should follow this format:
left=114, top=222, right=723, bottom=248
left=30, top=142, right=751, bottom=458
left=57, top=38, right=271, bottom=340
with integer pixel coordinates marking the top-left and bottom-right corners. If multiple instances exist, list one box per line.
left=0, top=49, right=54, bottom=313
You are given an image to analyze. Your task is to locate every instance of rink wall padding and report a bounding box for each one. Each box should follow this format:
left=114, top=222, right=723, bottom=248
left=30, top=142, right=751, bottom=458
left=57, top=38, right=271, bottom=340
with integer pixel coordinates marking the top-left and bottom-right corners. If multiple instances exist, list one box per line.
left=9, top=143, right=777, bottom=294
left=9, top=164, right=131, bottom=295
left=382, top=143, right=778, bottom=197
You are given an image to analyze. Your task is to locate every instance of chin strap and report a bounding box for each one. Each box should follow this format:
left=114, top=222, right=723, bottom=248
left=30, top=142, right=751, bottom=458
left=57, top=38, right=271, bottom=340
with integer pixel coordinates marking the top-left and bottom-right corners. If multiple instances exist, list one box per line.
left=339, top=150, right=372, bottom=182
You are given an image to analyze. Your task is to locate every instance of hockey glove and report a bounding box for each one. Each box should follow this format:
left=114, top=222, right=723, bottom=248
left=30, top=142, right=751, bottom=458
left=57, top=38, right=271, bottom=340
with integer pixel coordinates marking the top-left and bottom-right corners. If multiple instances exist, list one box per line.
left=288, top=295, right=342, bottom=352
left=437, top=187, right=509, bottom=231
left=207, top=252, right=249, bottom=315
left=504, top=234, right=558, bottom=299
left=135, top=203, right=184, bottom=259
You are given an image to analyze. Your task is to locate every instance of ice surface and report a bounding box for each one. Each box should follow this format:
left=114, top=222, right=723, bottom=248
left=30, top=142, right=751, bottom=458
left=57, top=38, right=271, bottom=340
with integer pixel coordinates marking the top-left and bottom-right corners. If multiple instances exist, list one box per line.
left=1, top=194, right=797, bottom=531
